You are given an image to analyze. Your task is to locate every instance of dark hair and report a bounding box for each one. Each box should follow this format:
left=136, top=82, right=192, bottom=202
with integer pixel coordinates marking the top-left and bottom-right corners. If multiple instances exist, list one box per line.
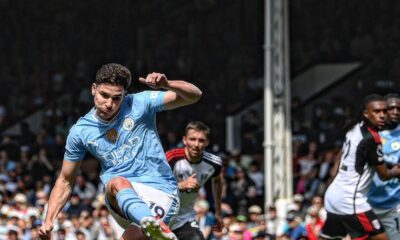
left=342, top=94, right=384, bottom=134
left=385, top=93, right=400, bottom=100
left=95, top=63, right=132, bottom=90
left=185, top=121, right=210, bottom=137
left=361, top=94, right=385, bottom=112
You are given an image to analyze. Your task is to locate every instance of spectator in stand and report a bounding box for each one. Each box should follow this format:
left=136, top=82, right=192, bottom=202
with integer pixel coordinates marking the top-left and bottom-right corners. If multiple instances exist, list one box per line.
left=317, top=150, right=336, bottom=193
left=72, top=174, right=96, bottom=207
left=0, top=150, right=16, bottom=175
left=280, top=211, right=306, bottom=240
left=247, top=161, right=264, bottom=207
left=246, top=205, right=263, bottom=229
left=286, top=194, right=307, bottom=220
left=27, top=148, right=54, bottom=182
left=1, top=136, right=19, bottom=160
left=235, top=214, right=253, bottom=240
left=303, top=166, right=321, bottom=202
left=230, top=167, right=257, bottom=215
left=195, top=199, right=215, bottom=240
left=295, top=142, right=317, bottom=196
left=305, top=195, right=326, bottom=223
left=265, top=205, right=279, bottom=236
left=18, top=147, right=31, bottom=166
left=79, top=212, right=96, bottom=240
left=7, top=229, right=19, bottom=240
left=52, top=212, right=72, bottom=239
left=64, top=193, right=90, bottom=218
left=228, top=223, right=245, bottom=240
left=97, top=216, right=118, bottom=240
left=76, top=230, right=86, bottom=240
left=305, top=206, right=324, bottom=240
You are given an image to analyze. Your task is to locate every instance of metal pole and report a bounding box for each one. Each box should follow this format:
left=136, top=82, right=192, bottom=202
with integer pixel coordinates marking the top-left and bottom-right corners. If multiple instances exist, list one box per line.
left=264, top=0, right=273, bottom=209
left=283, top=0, right=293, bottom=199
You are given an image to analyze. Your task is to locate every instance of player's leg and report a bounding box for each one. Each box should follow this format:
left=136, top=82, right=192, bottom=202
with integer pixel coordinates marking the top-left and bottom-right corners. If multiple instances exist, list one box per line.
left=105, top=176, right=154, bottom=225
left=105, top=176, right=153, bottom=240
left=128, top=182, right=179, bottom=240
left=173, top=221, right=205, bottom=240
left=106, top=178, right=178, bottom=240
left=373, top=206, right=400, bottom=240
left=370, top=233, right=389, bottom=240
left=319, top=212, right=347, bottom=240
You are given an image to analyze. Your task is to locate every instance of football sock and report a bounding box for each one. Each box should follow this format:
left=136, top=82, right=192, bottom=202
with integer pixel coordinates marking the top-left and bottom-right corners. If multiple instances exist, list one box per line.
left=116, top=188, right=153, bottom=225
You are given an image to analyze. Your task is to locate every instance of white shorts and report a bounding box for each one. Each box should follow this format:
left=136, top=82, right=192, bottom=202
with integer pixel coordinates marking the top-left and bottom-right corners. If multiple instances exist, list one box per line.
left=373, top=205, right=400, bottom=240
left=105, top=182, right=180, bottom=229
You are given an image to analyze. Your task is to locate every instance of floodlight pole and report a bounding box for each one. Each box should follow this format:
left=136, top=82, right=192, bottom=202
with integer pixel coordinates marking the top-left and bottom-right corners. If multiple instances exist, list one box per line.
left=264, top=0, right=292, bottom=210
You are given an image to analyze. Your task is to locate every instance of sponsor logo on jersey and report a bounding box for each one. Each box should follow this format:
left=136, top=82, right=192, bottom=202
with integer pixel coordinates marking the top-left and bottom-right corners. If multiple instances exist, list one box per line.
left=106, top=128, right=118, bottom=143
left=123, top=118, right=134, bottom=131
left=107, top=136, right=141, bottom=166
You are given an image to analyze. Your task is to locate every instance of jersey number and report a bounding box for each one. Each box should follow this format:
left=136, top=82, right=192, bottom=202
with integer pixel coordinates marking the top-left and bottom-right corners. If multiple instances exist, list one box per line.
left=343, top=139, right=351, bottom=160
left=149, top=202, right=165, bottom=219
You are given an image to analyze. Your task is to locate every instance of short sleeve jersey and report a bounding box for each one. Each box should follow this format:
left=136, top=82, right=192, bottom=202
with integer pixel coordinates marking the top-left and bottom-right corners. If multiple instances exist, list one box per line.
left=64, top=91, right=177, bottom=194
left=166, top=148, right=222, bottom=230
left=368, top=124, right=400, bottom=209
left=324, top=122, right=384, bottom=215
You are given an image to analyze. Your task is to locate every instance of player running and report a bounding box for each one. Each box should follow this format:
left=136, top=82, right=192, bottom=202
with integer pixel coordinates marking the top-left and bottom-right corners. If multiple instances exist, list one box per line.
left=166, top=121, right=223, bottom=240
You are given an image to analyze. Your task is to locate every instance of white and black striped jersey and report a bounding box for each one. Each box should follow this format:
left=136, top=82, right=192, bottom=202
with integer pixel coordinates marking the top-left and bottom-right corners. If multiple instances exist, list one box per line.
left=166, top=148, right=222, bottom=230
left=325, top=122, right=384, bottom=215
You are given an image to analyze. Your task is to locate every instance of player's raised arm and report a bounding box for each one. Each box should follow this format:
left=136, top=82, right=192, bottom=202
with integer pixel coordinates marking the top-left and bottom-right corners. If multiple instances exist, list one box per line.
left=139, top=72, right=202, bottom=110
left=39, top=160, right=81, bottom=240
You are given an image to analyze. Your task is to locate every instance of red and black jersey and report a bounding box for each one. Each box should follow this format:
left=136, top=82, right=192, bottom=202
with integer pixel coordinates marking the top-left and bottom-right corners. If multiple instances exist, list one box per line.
left=166, top=148, right=222, bottom=230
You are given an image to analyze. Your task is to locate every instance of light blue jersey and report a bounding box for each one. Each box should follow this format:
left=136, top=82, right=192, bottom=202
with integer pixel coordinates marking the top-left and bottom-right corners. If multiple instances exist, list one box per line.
left=64, top=91, right=178, bottom=195
left=368, top=124, right=400, bottom=209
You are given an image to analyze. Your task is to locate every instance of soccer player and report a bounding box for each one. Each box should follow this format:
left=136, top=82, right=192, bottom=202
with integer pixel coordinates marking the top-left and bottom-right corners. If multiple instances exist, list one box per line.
left=320, top=94, right=400, bottom=240
left=166, top=121, right=223, bottom=240
left=368, top=93, right=400, bottom=240
left=38, top=63, right=202, bottom=240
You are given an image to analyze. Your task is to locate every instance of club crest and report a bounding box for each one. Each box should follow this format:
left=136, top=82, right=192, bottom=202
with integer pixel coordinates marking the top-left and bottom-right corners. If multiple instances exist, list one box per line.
left=391, top=141, right=400, bottom=151
left=123, top=118, right=134, bottom=131
left=106, top=128, right=118, bottom=143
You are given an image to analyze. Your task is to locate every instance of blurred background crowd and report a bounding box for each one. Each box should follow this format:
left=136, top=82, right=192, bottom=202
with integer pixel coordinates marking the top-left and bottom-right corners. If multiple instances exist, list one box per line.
left=0, top=0, right=400, bottom=239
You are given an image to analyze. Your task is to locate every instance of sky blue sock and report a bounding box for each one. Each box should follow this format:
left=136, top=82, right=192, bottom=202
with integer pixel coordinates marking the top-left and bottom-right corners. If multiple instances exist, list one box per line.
left=116, top=188, right=153, bottom=225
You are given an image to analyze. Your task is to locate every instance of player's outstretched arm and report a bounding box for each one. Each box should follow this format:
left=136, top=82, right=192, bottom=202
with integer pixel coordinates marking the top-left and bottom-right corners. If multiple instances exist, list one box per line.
left=39, top=160, right=81, bottom=240
left=375, top=164, right=400, bottom=181
left=139, top=72, right=202, bottom=110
